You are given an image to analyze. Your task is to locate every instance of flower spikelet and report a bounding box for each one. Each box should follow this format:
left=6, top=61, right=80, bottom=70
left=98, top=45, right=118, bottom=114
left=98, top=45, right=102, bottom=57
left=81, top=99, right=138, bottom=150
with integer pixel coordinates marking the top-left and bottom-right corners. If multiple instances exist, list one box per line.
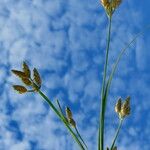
left=13, top=85, right=27, bottom=94
left=33, top=68, right=42, bottom=87
left=11, top=70, right=27, bottom=79
left=115, top=98, right=122, bottom=114
left=120, top=96, right=130, bottom=118
left=21, top=78, right=32, bottom=86
left=111, top=0, right=122, bottom=9
left=69, top=118, right=76, bottom=128
left=65, top=107, right=73, bottom=119
left=22, top=62, right=31, bottom=78
left=12, top=62, right=42, bottom=93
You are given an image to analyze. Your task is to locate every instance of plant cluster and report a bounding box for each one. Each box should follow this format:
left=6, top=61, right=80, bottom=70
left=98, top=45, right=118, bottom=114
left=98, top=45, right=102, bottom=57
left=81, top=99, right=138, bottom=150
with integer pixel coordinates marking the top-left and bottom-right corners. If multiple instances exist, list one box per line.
left=11, top=0, right=149, bottom=150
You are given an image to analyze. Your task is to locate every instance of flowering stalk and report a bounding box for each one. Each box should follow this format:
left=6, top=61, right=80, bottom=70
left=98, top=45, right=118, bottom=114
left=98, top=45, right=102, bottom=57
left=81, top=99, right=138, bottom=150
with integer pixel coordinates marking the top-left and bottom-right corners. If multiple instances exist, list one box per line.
left=98, top=16, right=112, bottom=150
left=110, top=119, right=123, bottom=150
left=98, top=1, right=124, bottom=150
left=11, top=62, right=87, bottom=150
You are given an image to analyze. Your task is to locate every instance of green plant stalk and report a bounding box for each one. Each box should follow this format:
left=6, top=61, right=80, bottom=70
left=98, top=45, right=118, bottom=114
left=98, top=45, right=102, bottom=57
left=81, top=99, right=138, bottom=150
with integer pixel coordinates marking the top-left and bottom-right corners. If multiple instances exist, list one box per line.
left=110, top=119, right=123, bottom=150
left=56, top=99, right=88, bottom=149
left=38, top=90, right=86, bottom=150
left=98, top=16, right=112, bottom=150
left=75, top=127, right=88, bottom=149
left=104, top=25, right=150, bottom=107
left=101, top=25, right=150, bottom=150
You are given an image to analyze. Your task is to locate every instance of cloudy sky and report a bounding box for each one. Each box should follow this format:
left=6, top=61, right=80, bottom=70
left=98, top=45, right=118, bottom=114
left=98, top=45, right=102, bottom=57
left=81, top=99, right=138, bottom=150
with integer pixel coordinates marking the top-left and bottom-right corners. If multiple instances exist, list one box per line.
left=0, top=0, right=150, bottom=150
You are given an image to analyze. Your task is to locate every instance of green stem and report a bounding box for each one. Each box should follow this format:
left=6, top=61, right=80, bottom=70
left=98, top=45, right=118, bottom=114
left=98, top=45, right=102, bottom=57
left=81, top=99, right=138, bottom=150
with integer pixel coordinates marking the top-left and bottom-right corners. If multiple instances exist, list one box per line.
left=75, top=127, right=88, bottom=149
left=104, top=25, right=150, bottom=108
left=56, top=99, right=88, bottom=149
left=98, top=16, right=112, bottom=150
left=110, top=119, right=123, bottom=150
left=38, top=90, right=85, bottom=150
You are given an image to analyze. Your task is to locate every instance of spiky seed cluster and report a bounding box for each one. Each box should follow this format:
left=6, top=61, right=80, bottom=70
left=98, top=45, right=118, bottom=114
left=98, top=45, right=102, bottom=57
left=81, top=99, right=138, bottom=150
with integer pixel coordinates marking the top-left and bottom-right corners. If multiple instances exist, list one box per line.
left=65, top=107, right=76, bottom=128
left=115, top=96, right=131, bottom=119
left=12, top=62, right=42, bottom=94
left=100, top=0, right=122, bottom=17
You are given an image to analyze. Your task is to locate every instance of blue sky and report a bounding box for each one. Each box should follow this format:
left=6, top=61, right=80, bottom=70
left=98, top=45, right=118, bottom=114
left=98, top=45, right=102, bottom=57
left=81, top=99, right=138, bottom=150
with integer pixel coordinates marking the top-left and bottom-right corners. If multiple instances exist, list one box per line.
left=0, top=0, right=150, bottom=150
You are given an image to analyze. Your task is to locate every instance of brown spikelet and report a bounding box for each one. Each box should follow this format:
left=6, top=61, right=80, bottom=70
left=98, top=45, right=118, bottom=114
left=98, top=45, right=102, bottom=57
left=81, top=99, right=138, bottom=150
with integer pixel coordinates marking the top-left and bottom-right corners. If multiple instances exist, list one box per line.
left=111, top=0, right=122, bottom=9
left=65, top=107, right=73, bottom=119
left=13, top=85, right=27, bottom=94
left=21, top=78, right=32, bottom=86
left=33, top=68, right=42, bottom=87
left=120, top=96, right=130, bottom=118
left=22, top=62, right=31, bottom=78
left=115, top=98, right=122, bottom=114
left=101, top=0, right=110, bottom=9
left=11, top=70, right=27, bottom=78
left=69, top=118, right=76, bottom=128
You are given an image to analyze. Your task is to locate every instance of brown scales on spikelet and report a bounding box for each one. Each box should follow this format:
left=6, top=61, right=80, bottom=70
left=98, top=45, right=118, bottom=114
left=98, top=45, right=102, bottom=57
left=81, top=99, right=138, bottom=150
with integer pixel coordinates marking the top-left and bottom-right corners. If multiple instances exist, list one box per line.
left=68, top=118, right=76, bottom=128
left=33, top=68, right=42, bottom=87
left=21, top=77, right=32, bottom=86
left=120, top=96, right=130, bottom=118
left=115, top=98, right=122, bottom=114
left=115, top=96, right=131, bottom=119
left=22, top=62, right=31, bottom=78
left=12, top=62, right=42, bottom=93
left=111, top=0, right=122, bottom=9
left=11, top=70, right=27, bottom=79
left=100, top=0, right=122, bottom=17
left=13, top=85, right=27, bottom=94
left=66, top=107, right=73, bottom=119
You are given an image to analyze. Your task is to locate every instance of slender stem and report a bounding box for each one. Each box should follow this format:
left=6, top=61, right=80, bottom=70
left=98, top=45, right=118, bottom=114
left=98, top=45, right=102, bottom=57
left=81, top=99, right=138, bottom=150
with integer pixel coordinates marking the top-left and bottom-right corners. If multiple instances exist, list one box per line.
left=105, top=25, right=150, bottom=100
left=38, top=90, right=85, bottom=150
left=56, top=99, right=88, bottom=149
left=56, top=99, right=64, bottom=115
left=98, top=16, right=112, bottom=150
left=110, top=119, right=123, bottom=150
left=75, top=127, right=88, bottom=149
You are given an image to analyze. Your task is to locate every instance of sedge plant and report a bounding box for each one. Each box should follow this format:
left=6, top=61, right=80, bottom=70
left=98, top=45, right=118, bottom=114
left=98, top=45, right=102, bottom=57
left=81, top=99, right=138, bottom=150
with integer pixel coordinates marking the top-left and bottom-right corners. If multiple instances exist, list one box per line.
left=11, top=0, right=150, bottom=150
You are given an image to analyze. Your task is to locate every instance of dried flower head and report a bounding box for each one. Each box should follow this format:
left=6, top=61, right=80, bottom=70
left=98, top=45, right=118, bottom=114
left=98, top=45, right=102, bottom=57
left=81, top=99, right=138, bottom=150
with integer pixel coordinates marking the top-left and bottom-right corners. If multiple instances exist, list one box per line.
left=33, top=68, right=42, bottom=87
left=100, top=0, right=122, bottom=17
left=12, top=62, right=42, bottom=94
left=22, top=62, right=31, bottom=78
left=11, top=70, right=27, bottom=79
left=65, top=107, right=73, bottom=119
left=111, top=0, right=122, bottom=9
left=115, top=96, right=131, bottom=119
left=115, top=98, right=122, bottom=114
left=21, top=77, right=32, bottom=86
left=13, top=85, right=27, bottom=94
left=68, top=118, right=76, bottom=128
left=120, top=96, right=130, bottom=118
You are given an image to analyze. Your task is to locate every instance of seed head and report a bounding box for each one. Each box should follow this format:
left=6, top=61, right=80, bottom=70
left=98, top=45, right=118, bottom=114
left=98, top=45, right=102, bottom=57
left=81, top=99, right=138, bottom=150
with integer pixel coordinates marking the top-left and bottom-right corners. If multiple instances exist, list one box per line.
left=111, top=0, right=122, bottom=9
left=120, top=96, right=131, bottom=118
left=13, top=85, right=27, bottom=94
left=22, top=62, right=31, bottom=78
left=11, top=70, right=27, bottom=79
left=65, top=107, right=73, bottom=119
left=21, top=78, right=32, bottom=86
left=100, top=0, right=122, bottom=17
left=69, top=118, right=76, bottom=128
left=115, top=98, right=122, bottom=114
left=33, top=68, right=42, bottom=87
